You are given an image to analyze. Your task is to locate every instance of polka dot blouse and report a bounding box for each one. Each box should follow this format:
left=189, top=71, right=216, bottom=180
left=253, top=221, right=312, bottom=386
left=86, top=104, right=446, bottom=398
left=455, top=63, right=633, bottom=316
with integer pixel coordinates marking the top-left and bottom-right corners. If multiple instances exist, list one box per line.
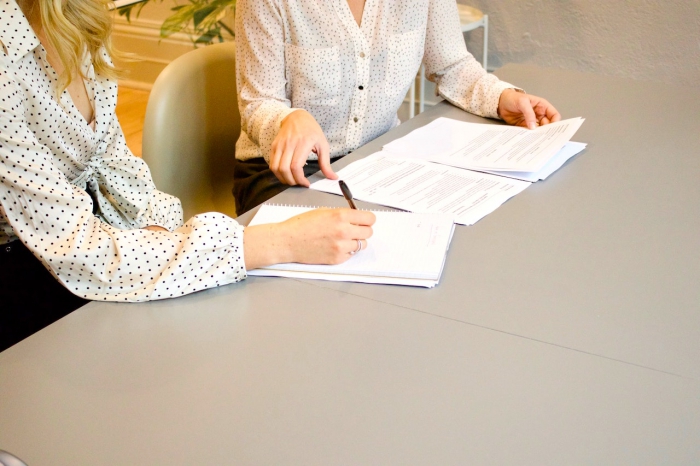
left=0, top=0, right=246, bottom=302
left=234, top=0, right=516, bottom=163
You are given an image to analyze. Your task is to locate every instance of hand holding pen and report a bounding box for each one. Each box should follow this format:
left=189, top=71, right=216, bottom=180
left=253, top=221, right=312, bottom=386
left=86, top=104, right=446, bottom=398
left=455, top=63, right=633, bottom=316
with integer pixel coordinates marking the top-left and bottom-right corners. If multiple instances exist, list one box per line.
left=339, top=180, right=357, bottom=210
left=338, top=180, right=366, bottom=254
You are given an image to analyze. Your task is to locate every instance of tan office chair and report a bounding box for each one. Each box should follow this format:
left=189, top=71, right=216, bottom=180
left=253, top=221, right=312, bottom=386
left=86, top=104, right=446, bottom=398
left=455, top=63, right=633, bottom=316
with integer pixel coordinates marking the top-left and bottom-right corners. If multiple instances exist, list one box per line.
left=142, top=42, right=239, bottom=220
left=0, top=450, right=28, bottom=466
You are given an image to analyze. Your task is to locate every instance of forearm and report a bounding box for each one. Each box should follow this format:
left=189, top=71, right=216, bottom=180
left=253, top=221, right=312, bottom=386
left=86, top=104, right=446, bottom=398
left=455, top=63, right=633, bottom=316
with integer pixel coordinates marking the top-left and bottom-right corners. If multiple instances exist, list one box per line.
left=236, top=0, right=295, bottom=159
left=435, top=66, right=514, bottom=119
left=46, top=214, right=246, bottom=301
left=243, top=222, right=292, bottom=270
left=240, top=100, right=297, bottom=162
left=2, top=165, right=246, bottom=301
left=423, top=0, right=514, bottom=119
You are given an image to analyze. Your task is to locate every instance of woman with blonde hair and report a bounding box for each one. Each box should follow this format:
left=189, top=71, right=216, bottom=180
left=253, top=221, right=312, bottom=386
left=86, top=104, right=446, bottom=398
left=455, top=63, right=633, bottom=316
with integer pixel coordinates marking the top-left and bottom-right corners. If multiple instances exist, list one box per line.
left=0, top=0, right=375, bottom=351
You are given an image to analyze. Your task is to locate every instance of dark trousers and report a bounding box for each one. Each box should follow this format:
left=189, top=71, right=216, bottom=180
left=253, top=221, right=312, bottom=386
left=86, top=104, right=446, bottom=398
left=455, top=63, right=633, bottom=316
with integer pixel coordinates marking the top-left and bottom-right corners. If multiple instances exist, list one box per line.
left=0, top=241, right=89, bottom=352
left=233, top=157, right=324, bottom=215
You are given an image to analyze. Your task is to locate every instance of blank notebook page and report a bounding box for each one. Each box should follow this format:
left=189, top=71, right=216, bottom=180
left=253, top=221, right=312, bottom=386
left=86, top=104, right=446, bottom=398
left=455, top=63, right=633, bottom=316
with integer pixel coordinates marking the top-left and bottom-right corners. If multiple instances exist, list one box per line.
left=248, top=205, right=455, bottom=281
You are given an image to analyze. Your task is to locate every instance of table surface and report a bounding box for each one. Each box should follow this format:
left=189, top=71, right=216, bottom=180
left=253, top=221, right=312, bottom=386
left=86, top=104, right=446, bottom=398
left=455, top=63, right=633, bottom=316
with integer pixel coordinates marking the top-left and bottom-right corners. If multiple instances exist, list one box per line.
left=1, top=64, right=699, bottom=465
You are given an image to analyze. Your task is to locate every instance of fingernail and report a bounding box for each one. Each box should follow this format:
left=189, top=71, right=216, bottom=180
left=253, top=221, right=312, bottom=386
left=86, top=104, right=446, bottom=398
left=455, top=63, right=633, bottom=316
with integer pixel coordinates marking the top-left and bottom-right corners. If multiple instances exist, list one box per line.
left=528, top=122, right=537, bottom=130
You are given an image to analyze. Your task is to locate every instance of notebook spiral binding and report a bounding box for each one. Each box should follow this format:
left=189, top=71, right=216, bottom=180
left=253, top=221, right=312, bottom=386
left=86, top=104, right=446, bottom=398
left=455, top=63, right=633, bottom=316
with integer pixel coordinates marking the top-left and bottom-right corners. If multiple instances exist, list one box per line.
left=262, top=203, right=401, bottom=213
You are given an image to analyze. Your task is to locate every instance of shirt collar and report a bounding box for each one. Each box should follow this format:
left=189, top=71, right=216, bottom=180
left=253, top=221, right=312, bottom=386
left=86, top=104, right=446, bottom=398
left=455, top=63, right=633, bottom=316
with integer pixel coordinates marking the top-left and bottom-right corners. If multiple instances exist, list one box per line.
left=0, top=0, right=41, bottom=64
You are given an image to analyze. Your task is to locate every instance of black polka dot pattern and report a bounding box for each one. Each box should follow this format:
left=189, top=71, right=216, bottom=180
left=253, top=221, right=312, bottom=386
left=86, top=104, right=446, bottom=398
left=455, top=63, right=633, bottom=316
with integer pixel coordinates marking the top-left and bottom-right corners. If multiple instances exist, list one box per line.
left=234, top=0, right=515, bottom=163
left=0, top=0, right=246, bottom=301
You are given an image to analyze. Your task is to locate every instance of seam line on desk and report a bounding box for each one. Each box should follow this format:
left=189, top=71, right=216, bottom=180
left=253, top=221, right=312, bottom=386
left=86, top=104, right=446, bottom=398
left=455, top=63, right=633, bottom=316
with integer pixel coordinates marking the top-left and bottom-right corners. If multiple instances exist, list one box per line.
left=295, top=280, right=692, bottom=381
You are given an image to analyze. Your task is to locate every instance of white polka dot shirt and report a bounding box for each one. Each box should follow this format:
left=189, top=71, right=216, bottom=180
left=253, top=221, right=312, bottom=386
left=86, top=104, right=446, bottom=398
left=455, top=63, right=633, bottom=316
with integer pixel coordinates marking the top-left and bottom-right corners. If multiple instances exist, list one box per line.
left=235, top=0, right=516, bottom=162
left=0, top=0, right=246, bottom=302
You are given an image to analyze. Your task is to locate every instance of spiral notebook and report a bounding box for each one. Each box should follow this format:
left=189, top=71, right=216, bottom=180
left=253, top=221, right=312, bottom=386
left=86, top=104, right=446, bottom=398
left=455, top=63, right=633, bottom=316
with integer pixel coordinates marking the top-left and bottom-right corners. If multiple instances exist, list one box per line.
left=247, top=204, right=456, bottom=288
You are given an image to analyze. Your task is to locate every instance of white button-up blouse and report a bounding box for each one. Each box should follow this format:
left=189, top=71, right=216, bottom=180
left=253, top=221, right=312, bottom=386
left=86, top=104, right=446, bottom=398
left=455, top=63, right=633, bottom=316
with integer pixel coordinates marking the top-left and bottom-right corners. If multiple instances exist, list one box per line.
left=0, top=0, right=246, bottom=301
left=234, top=0, right=515, bottom=162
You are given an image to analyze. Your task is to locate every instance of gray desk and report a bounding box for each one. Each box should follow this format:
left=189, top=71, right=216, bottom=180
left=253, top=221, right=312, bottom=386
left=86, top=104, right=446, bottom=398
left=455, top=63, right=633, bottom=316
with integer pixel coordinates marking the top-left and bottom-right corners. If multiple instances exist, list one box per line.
left=1, top=65, right=699, bottom=465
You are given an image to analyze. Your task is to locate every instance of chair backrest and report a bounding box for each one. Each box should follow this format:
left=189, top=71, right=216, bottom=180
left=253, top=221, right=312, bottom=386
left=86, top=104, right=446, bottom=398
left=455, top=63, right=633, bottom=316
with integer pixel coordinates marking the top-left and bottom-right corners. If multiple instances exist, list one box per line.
left=142, top=42, right=239, bottom=219
left=0, top=450, right=28, bottom=466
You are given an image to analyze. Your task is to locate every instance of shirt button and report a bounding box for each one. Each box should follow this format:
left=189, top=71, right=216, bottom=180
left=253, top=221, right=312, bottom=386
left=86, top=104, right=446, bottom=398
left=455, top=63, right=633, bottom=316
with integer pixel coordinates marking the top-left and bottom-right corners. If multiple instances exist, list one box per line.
left=358, top=85, right=364, bottom=90
left=5, top=246, right=11, bottom=253
left=353, top=117, right=359, bottom=123
left=359, top=52, right=366, bottom=58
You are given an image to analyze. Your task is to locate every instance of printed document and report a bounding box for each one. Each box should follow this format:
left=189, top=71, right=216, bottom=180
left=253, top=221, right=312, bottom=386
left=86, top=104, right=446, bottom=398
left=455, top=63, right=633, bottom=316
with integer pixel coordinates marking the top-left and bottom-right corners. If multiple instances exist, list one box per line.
left=479, top=141, right=587, bottom=182
left=383, top=117, right=584, bottom=173
left=311, top=153, right=529, bottom=225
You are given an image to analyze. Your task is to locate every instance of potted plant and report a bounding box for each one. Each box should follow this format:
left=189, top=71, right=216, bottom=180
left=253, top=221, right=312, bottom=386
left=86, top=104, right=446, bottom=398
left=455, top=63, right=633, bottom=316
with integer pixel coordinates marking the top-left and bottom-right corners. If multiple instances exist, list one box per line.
left=118, top=0, right=236, bottom=45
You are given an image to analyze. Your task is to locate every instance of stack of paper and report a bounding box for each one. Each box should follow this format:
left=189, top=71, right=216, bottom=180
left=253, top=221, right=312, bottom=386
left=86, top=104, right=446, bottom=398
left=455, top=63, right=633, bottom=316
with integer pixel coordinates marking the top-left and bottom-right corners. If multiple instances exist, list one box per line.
left=382, top=117, right=586, bottom=180
left=247, top=205, right=455, bottom=288
left=311, top=117, right=585, bottom=224
left=479, top=141, right=587, bottom=182
left=311, top=153, right=530, bottom=226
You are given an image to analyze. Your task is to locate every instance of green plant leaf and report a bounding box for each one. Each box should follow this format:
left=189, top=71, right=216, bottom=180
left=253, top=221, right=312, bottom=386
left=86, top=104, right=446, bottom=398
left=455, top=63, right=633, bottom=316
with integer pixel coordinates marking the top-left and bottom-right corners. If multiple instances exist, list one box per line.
left=157, top=0, right=236, bottom=42
left=193, top=4, right=218, bottom=28
left=194, top=26, right=220, bottom=45
left=117, top=0, right=154, bottom=22
left=117, top=4, right=136, bottom=21
left=218, top=20, right=234, bottom=37
left=160, top=3, right=199, bottom=37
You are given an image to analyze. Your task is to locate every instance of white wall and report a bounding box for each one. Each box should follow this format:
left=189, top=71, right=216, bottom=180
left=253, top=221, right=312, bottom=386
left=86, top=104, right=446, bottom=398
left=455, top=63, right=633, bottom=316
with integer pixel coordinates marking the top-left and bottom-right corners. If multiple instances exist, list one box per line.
left=460, top=0, right=700, bottom=87
left=114, top=0, right=700, bottom=89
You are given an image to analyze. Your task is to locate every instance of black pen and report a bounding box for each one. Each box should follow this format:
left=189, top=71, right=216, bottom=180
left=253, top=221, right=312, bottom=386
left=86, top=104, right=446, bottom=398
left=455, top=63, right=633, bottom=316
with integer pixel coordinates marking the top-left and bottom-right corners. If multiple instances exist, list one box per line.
left=338, top=180, right=357, bottom=210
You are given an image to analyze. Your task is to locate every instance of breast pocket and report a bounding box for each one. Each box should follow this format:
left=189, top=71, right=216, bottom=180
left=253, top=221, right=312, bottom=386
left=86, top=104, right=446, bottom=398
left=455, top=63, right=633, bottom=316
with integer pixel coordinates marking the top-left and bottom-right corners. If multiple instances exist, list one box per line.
left=384, top=28, right=424, bottom=99
left=285, top=44, right=341, bottom=107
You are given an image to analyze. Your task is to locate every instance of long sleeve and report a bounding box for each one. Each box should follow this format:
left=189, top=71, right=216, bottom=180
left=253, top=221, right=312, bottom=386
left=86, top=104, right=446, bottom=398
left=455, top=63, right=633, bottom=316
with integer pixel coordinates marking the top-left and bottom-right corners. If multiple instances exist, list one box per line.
left=235, top=0, right=296, bottom=162
left=0, top=58, right=247, bottom=302
left=423, top=0, right=513, bottom=119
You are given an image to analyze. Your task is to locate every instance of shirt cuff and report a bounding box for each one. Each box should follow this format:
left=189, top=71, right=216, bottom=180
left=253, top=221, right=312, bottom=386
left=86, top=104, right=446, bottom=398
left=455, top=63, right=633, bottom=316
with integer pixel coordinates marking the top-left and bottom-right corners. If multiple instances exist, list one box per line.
left=249, top=102, right=298, bottom=164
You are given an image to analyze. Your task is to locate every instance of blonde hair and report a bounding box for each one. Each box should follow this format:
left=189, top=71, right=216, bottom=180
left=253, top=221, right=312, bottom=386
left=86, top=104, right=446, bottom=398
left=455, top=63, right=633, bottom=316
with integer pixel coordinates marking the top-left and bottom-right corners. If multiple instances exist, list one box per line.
left=38, top=0, right=120, bottom=92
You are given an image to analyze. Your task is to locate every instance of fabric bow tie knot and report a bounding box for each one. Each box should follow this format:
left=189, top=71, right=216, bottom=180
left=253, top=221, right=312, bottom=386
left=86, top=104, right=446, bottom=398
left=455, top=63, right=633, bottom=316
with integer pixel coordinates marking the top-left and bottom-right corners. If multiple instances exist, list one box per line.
left=71, top=154, right=154, bottom=219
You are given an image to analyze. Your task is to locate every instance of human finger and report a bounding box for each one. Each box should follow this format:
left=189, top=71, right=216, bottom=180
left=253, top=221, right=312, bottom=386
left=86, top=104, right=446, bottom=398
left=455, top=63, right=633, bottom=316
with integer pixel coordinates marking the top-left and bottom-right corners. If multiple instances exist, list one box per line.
left=269, top=140, right=284, bottom=181
left=546, top=103, right=562, bottom=123
left=343, top=224, right=374, bottom=241
left=533, top=98, right=561, bottom=125
left=346, top=238, right=367, bottom=255
left=317, top=138, right=338, bottom=180
left=276, top=141, right=298, bottom=185
left=290, top=139, right=315, bottom=187
left=339, top=208, right=376, bottom=227
left=520, top=95, right=539, bottom=130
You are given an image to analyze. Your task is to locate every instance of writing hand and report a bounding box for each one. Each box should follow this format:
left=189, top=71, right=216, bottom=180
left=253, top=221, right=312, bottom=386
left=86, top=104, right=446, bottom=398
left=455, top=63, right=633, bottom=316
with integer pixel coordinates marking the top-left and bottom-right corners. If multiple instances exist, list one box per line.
left=243, top=208, right=376, bottom=269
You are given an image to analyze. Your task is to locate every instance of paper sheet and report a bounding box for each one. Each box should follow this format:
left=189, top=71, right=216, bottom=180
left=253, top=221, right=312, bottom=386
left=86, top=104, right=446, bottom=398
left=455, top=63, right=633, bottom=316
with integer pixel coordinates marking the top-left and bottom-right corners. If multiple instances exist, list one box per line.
left=383, top=117, right=584, bottom=173
left=311, top=153, right=530, bottom=225
left=478, top=141, right=587, bottom=182
left=249, top=268, right=441, bottom=288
